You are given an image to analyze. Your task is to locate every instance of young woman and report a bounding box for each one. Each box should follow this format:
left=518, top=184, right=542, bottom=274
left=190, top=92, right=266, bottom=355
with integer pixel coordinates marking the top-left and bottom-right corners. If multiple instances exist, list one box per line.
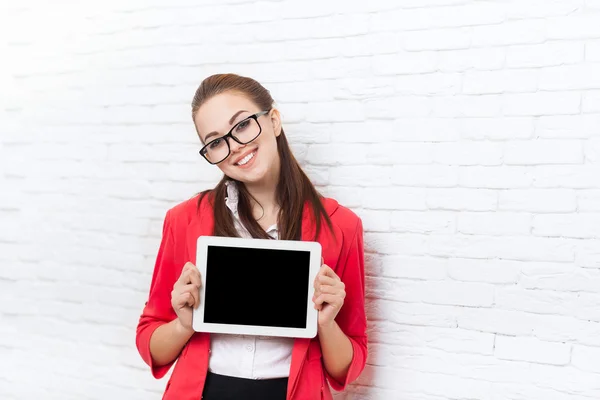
left=136, top=74, right=367, bottom=400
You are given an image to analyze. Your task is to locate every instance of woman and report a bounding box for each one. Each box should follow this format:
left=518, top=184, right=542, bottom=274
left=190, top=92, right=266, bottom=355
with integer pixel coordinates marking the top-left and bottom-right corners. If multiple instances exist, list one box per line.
left=136, top=73, right=367, bottom=400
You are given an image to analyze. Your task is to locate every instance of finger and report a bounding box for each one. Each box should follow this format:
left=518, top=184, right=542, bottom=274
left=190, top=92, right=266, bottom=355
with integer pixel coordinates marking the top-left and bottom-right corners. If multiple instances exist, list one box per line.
left=312, top=294, right=323, bottom=310
left=180, top=283, right=200, bottom=308
left=188, top=268, right=202, bottom=288
left=321, top=265, right=340, bottom=281
left=314, top=293, right=343, bottom=309
left=317, top=284, right=345, bottom=297
left=179, top=268, right=202, bottom=289
left=174, top=291, right=194, bottom=309
left=177, top=264, right=193, bottom=284
left=314, top=275, right=337, bottom=289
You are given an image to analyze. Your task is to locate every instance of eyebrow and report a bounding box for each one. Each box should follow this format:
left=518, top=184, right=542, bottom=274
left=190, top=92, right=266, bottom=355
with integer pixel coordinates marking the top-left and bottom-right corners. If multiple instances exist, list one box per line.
left=204, top=110, right=248, bottom=142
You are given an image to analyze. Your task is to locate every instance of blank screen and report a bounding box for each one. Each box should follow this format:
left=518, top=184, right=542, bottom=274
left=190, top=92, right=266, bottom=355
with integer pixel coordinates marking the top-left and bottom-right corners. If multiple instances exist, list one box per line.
left=203, top=245, right=310, bottom=328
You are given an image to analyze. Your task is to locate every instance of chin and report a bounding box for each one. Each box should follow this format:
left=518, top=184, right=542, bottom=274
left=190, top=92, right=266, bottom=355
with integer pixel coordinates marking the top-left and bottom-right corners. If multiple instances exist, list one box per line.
left=224, top=165, right=268, bottom=185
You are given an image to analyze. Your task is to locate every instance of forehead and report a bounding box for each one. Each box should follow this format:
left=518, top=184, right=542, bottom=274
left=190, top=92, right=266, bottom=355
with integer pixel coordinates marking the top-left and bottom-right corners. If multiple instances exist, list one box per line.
left=194, top=92, right=258, bottom=141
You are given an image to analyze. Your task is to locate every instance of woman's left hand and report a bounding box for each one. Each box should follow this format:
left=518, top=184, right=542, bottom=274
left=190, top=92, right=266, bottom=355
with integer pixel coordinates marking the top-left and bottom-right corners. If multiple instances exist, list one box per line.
left=312, top=261, right=345, bottom=328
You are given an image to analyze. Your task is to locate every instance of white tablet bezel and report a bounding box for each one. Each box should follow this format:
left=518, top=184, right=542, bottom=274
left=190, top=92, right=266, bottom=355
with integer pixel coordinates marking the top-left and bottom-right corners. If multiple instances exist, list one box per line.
left=192, top=235, right=321, bottom=338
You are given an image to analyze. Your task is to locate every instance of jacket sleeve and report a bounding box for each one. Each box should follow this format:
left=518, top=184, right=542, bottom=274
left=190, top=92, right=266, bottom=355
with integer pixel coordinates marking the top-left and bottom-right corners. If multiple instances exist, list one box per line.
left=325, top=217, right=368, bottom=391
left=135, top=209, right=180, bottom=379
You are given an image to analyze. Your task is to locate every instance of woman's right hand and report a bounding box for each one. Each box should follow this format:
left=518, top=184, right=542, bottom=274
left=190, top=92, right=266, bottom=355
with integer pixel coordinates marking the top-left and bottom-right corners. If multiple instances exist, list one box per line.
left=171, top=262, right=202, bottom=333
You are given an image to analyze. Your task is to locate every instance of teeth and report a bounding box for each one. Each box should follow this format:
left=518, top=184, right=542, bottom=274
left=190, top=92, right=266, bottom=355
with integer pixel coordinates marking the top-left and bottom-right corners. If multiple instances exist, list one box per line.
left=237, top=151, right=255, bottom=166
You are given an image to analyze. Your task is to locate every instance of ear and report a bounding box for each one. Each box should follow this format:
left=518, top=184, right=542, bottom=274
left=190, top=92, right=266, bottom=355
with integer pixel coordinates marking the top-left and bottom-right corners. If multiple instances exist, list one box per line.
left=270, top=108, right=282, bottom=137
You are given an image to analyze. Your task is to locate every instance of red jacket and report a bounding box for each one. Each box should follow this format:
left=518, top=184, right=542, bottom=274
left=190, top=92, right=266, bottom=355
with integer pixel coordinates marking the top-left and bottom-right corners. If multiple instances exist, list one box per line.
left=136, top=193, right=367, bottom=400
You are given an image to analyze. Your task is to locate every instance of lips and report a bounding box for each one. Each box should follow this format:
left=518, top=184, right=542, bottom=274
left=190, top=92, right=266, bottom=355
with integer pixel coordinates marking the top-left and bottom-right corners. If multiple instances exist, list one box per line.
left=233, top=148, right=257, bottom=166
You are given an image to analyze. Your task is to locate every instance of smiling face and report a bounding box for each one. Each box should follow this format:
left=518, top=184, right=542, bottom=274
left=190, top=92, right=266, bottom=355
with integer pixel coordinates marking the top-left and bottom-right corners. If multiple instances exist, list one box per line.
left=194, top=91, right=282, bottom=185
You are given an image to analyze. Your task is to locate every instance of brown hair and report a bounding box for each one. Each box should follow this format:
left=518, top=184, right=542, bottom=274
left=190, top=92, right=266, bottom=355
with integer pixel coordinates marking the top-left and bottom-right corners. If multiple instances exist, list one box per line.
left=191, top=73, right=333, bottom=241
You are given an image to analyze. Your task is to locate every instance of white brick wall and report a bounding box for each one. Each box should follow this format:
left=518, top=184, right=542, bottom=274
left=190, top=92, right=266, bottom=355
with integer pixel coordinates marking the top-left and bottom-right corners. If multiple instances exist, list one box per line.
left=1, top=0, right=600, bottom=399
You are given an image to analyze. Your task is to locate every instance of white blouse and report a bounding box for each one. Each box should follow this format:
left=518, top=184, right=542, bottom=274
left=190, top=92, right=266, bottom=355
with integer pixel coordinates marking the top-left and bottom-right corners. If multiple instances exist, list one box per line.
left=207, top=181, right=295, bottom=379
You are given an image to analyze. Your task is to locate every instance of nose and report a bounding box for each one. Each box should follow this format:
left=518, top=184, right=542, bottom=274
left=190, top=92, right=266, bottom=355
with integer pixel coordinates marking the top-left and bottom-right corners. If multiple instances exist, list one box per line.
left=227, top=136, right=245, bottom=153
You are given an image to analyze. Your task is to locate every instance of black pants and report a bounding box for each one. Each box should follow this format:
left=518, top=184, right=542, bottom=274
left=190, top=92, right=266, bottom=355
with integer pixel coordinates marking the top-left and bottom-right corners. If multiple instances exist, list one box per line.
left=202, top=371, right=288, bottom=400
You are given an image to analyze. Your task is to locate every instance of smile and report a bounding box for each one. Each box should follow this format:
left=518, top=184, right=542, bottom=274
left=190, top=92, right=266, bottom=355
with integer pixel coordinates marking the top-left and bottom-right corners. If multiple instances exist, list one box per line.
left=235, top=150, right=257, bottom=166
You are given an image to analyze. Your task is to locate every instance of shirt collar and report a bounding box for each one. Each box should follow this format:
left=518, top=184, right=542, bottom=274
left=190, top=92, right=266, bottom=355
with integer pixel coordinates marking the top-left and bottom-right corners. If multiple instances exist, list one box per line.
left=225, top=180, right=278, bottom=234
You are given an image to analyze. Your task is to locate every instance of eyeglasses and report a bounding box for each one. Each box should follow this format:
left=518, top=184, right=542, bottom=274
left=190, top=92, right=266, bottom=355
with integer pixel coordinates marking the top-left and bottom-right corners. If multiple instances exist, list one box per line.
left=199, top=110, right=270, bottom=165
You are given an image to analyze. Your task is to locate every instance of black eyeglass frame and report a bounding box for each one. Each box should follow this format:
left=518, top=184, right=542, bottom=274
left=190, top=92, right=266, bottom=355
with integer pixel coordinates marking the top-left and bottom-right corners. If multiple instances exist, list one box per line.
left=199, top=109, right=271, bottom=165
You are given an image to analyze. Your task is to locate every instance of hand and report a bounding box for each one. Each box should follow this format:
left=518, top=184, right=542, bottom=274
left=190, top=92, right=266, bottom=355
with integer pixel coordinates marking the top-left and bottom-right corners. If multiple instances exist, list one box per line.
left=312, top=260, right=345, bottom=329
left=171, top=262, right=202, bottom=333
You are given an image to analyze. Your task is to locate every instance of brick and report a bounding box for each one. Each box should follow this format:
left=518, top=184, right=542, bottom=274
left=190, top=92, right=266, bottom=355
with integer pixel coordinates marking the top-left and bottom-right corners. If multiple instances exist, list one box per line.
left=472, top=20, right=547, bottom=46
left=305, top=143, right=367, bottom=165
left=391, top=211, right=455, bottom=234
left=366, top=301, right=458, bottom=328
left=458, top=212, right=531, bottom=236
left=367, top=143, right=433, bottom=165
left=504, top=140, right=583, bottom=165
left=438, top=47, right=505, bottom=72
left=392, top=165, right=459, bottom=187
left=364, top=232, right=427, bottom=256
left=536, top=115, right=600, bottom=138
left=460, top=117, right=534, bottom=141
left=365, top=96, right=431, bottom=119
left=428, top=235, right=575, bottom=262
left=506, top=41, right=584, bottom=68
left=463, top=69, right=539, bottom=94
left=499, top=189, right=577, bottom=212
left=373, top=326, right=495, bottom=355
left=420, top=281, right=495, bottom=307
left=306, top=101, right=364, bottom=123
left=502, top=92, right=581, bottom=116
left=533, top=214, right=600, bottom=239
left=495, top=286, right=579, bottom=315
left=427, top=188, right=498, bottom=211
left=432, top=142, right=503, bottom=166
left=575, top=240, right=600, bottom=269
left=572, top=345, right=600, bottom=373
left=448, top=258, right=521, bottom=283
left=578, top=190, right=600, bottom=212
left=585, top=138, right=600, bottom=163
left=539, top=64, right=600, bottom=90
left=521, top=263, right=600, bottom=292
left=329, top=121, right=394, bottom=143
left=459, top=166, right=533, bottom=189
left=393, top=118, right=461, bottom=142
left=333, top=76, right=397, bottom=101
left=583, top=91, right=600, bottom=112
left=379, top=255, right=448, bottom=280
left=308, top=57, right=371, bottom=79
left=356, top=209, right=392, bottom=232
left=394, top=73, right=462, bottom=96
left=329, top=166, right=392, bottom=186
left=494, top=336, right=571, bottom=365
left=457, top=308, right=536, bottom=336
left=434, top=94, right=502, bottom=117
left=533, top=165, right=600, bottom=188
left=372, top=52, right=438, bottom=75
left=547, top=15, right=600, bottom=39
left=402, top=28, right=471, bottom=51
left=587, top=40, right=600, bottom=62
left=363, top=187, right=427, bottom=210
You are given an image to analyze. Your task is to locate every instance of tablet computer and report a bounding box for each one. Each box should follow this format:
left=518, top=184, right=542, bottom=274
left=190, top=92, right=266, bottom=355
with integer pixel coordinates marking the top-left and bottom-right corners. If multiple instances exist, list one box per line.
left=192, top=235, right=321, bottom=338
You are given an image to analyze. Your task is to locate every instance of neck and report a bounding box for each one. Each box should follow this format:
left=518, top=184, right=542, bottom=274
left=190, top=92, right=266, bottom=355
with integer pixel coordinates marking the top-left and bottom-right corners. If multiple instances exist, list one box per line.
left=244, top=159, right=281, bottom=215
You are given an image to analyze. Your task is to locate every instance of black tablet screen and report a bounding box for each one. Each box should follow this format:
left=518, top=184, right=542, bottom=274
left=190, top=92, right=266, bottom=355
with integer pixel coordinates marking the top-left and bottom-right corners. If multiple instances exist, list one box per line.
left=203, top=245, right=310, bottom=328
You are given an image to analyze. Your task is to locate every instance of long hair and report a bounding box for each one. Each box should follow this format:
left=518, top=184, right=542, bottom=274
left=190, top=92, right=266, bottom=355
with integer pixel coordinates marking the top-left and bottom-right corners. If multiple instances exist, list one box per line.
left=191, top=73, right=333, bottom=241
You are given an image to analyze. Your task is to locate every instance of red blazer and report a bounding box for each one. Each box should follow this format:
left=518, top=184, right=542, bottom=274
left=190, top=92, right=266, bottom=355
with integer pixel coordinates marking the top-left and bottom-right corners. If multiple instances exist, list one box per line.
left=136, top=193, right=367, bottom=400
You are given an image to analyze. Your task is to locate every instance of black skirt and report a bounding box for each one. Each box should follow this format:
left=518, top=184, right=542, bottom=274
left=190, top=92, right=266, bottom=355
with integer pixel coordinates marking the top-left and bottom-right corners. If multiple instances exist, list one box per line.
left=202, top=371, right=288, bottom=400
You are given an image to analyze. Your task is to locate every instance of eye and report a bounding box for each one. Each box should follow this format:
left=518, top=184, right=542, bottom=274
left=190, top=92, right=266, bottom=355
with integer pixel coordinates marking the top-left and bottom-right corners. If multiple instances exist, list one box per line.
left=235, top=119, right=250, bottom=132
left=208, top=138, right=223, bottom=149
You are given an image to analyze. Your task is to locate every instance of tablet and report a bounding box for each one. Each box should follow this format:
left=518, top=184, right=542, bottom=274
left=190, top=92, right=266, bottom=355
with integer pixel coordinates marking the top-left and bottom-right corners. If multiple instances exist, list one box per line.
left=192, top=235, right=321, bottom=338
